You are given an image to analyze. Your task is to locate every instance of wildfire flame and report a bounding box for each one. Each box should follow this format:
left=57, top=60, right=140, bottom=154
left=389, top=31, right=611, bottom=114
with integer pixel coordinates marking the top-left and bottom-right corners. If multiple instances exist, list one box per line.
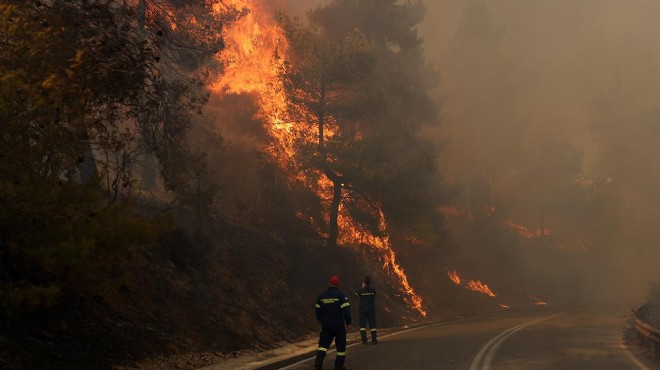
left=447, top=269, right=461, bottom=285
left=212, top=1, right=426, bottom=317
left=503, top=219, right=551, bottom=239
left=529, top=294, right=548, bottom=306
left=447, top=269, right=496, bottom=297
left=339, top=209, right=426, bottom=317
left=466, top=280, right=496, bottom=297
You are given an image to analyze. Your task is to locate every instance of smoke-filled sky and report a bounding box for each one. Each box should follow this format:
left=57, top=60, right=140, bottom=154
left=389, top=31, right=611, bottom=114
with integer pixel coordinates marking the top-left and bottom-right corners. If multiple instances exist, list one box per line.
left=421, top=0, right=660, bottom=171
left=417, top=0, right=660, bottom=301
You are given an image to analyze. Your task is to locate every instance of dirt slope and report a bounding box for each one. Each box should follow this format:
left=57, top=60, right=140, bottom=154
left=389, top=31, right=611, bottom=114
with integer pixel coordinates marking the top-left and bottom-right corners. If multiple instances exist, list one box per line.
left=0, top=220, right=431, bottom=370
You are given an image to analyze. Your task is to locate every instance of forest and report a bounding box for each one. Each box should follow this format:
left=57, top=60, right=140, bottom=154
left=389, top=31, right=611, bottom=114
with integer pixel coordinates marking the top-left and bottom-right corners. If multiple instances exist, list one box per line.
left=2, top=1, right=660, bottom=369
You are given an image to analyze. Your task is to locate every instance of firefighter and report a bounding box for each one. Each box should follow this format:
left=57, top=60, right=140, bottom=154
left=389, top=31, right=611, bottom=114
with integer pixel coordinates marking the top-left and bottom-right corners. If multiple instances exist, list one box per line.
left=356, top=275, right=378, bottom=344
left=314, top=275, right=352, bottom=370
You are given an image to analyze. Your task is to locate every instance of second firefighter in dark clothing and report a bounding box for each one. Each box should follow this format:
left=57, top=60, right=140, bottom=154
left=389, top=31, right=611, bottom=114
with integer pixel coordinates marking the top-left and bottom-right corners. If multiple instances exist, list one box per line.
left=315, top=275, right=351, bottom=370
left=356, top=275, right=378, bottom=344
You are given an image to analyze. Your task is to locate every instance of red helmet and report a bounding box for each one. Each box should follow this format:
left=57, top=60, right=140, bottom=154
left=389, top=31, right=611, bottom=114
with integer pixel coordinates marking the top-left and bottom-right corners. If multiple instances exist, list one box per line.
left=329, top=275, right=340, bottom=286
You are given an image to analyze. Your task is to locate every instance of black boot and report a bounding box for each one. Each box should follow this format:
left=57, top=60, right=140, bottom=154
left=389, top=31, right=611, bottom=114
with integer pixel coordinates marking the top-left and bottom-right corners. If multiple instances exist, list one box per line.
left=371, top=329, right=378, bottom=344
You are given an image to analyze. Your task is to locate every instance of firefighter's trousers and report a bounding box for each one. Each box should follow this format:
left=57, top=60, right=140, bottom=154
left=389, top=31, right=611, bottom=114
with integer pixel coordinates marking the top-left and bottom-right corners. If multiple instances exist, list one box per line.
left=315, top=326, right=347, bottom=368
left=359, top=310, right=377, bottom=343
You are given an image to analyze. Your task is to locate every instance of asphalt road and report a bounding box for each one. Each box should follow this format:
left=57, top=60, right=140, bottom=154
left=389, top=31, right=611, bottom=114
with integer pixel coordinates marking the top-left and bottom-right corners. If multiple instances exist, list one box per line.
left=278, top=305, right=658, bottom=370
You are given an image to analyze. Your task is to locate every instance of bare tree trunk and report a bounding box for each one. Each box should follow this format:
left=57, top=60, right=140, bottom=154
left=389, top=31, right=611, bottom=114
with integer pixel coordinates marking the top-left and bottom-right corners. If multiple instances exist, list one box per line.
left=316, top=85, right=345, bottom=248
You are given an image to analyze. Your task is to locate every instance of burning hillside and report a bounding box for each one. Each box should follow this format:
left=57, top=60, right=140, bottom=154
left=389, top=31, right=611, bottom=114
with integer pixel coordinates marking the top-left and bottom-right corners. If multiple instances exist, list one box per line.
left=210, top=0, right=427, bottom=316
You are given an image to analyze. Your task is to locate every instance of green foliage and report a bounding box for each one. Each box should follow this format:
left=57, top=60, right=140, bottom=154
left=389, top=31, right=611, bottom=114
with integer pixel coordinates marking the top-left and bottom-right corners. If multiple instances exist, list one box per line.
left=277, top=13, right=376, bottom=129
left=0, top=1, right=152, bottom=184
left=134, top=0, right=238, bottom=198
left=0, top=179, right=167, bottom=315
left=0, top=2, right=174, bottom=316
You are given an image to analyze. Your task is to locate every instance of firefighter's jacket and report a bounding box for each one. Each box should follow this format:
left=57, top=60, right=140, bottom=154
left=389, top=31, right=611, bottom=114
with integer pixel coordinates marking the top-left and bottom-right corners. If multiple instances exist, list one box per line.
left=315, top=286, right=352, bottom=331
left=357, top=285, right=376, bottom=313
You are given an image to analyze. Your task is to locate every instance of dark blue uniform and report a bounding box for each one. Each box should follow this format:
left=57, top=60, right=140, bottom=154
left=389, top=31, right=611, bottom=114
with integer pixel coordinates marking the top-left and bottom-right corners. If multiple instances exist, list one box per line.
left=357, top=284, right=377, bottom=343
left=315, top=286, right=351, bottom=368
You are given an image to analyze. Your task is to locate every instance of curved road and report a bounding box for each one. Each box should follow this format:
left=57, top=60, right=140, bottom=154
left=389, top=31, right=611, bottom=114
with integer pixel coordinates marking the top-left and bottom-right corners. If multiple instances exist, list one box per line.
left=279, top=305, right=657, bottom=370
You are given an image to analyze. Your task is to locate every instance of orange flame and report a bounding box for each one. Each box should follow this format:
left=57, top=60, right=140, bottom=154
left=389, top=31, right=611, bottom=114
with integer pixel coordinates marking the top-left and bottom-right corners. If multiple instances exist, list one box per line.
left=447, top=269, right=496, bottom=297
left=529, top=294, right=548, bottom=306
left=466, top=280, right=496, bottom=297
left=339, top=209, right=426, bottom=317
left=447, top=269, right=461, bottom=285
left=212, top=1, right=425, bottom=317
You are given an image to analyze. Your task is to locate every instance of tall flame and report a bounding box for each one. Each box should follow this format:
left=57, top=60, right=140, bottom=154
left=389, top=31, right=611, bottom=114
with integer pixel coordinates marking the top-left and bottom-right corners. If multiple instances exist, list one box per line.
left=212, top=1, right=426, bottom=317
left=339, top=209, right=426, bottom=317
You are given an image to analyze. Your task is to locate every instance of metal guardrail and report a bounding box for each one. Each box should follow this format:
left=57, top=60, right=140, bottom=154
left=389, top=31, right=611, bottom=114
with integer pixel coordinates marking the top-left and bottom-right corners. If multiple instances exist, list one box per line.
left=634, top=304, right=660, bottom=358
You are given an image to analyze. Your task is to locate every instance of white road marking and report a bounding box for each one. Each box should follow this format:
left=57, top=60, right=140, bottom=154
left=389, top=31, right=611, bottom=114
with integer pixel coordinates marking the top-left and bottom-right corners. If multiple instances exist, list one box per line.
left=279, top=314, right=494, bottom=369
left=470, top=310, right=576, bottom=370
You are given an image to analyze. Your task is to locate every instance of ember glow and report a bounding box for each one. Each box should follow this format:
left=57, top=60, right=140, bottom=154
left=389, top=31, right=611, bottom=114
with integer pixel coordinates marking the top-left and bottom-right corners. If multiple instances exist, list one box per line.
left=447, top=269, right=496, bottom=297
left=503, top=219, right=551, bottom=239
left=440, top=205, right=473, bottom=220
left=212, top=0, right=426, bottom=317
left=466, top=280, right=496, bottom=297
left=529, top=294, right=548, bottom=306
left=447, top=269, right=461, bottom=285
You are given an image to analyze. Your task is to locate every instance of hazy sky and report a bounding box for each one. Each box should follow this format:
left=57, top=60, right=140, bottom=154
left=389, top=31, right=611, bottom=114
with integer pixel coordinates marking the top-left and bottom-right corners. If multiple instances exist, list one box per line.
left=420, top=0, right=660, bottom=170
left=419, top=0, right=660, bottom=301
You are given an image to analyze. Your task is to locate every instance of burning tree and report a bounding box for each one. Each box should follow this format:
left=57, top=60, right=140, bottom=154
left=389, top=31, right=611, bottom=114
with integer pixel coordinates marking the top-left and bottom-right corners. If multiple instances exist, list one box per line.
left=277, top=0, right=444, bottom=248
left=277, top=16, right=376, bottom=248
left=208, top=0, right=443, bottom=315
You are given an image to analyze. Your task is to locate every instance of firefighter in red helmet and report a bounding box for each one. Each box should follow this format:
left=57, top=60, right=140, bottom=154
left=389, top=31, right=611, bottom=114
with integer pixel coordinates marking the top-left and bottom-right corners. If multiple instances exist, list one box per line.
left=314, top=275, right=352, bottom=370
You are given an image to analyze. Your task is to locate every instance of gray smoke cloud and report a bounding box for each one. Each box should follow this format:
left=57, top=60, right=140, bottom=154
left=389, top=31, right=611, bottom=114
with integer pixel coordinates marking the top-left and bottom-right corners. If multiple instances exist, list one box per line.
left=420, top=0, right=660, bottom=304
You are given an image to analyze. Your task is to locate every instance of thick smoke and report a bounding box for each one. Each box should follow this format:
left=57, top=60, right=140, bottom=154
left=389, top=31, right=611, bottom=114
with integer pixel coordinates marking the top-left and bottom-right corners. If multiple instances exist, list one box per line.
left=421, top=0, right=660, bottom=303
left=208, top=0, right=660, bottom=305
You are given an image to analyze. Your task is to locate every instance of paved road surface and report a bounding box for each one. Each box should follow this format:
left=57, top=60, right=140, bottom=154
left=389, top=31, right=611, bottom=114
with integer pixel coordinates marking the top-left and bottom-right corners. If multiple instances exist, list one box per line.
left=279, top=305, right=658, bottom=370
